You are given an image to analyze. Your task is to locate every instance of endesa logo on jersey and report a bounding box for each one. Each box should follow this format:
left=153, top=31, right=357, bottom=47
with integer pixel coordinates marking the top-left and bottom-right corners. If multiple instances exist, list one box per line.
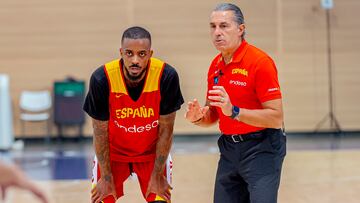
left=114, top=120, right=159, bottom=133
left=115, top=106, right=155, bottom=119
left=229, top=80, right=247, bottom=87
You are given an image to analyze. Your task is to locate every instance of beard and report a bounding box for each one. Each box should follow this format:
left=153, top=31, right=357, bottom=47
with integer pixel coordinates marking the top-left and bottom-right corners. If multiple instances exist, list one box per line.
left=123, top=66, right=147, bottom=82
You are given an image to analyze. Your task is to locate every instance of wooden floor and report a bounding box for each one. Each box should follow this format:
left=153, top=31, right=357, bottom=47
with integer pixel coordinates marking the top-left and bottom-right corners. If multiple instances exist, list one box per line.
left=5, top=150, right=360, bottom=203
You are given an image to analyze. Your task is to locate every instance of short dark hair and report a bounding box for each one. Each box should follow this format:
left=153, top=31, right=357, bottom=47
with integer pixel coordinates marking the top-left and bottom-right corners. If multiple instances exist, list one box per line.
left=121, top=26, right=151, bottom=45
left=214, top=3, right=245, bottom=25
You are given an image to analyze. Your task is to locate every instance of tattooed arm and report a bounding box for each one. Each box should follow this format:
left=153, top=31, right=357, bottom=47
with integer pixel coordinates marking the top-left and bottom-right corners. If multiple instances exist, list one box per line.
left=90, top=119, right=116, bottom=203
left=146, top=112, right=176, bottom=202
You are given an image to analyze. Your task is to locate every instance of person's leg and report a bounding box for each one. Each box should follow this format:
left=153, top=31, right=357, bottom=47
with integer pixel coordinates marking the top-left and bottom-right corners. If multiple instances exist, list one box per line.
left=134, top=155, right=172, bottom=202
left=214, top=136, right=249, bottom=203
left=91, top=156, right=130, bottom=203
left=245, top=129, right=286, bottom=203
left=248, top=170, right=282, bottom=203
left=214, top=156, right=250, bottom=203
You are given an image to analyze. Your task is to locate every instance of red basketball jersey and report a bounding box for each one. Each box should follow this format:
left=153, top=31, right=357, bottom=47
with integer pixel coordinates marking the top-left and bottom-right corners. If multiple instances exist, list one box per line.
left=104, top=58, right=165, bottom=162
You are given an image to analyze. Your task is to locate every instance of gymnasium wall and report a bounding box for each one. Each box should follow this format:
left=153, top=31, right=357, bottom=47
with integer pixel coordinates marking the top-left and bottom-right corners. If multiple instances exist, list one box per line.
left=0, top=0, right=359, bottom=137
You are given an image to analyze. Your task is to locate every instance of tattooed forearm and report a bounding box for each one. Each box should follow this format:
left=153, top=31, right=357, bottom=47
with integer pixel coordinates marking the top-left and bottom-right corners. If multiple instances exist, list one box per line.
left=153, top=112, right=176, bottom=175
left=154, top=155, right=167, bottom=174
left=92, top=118, right=112, bottom=178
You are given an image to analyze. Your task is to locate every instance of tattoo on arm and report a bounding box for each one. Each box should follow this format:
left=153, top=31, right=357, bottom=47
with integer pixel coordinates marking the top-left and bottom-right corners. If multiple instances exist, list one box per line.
left=92, top=119, right=112, bottom=180
left=153, top=112, right=176, bottom=175
left=154, top=155, right=167, bottom=174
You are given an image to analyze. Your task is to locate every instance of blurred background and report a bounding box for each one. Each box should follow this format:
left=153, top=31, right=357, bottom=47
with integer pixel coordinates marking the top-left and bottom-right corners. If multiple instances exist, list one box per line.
left=0, top=0, right=359, bottom=202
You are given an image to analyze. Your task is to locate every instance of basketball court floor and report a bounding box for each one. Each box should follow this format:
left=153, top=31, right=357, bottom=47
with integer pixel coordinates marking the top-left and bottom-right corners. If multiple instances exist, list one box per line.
left=1, top=133, right=360, bottom=203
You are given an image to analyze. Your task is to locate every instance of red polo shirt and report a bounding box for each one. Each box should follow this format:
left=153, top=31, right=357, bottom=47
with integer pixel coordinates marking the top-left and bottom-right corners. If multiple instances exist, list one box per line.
left=207, top=40, right=282, bottom=134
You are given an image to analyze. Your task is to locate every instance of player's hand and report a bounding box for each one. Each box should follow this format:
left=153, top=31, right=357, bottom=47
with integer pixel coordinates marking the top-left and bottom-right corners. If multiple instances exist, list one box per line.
left=91, top=175, right=116, bottom=203
left=0, top=162, right=48, bottom=203
left=208, top=86, right=232, bottom=116
left=18, top=181, right=49, bottom=203
left=184, top=99, right=209, bottom=123
left=146, top=173, right=172, bottom=203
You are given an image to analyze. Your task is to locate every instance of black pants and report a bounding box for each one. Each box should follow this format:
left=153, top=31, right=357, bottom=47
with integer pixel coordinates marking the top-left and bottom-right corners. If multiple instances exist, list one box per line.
left=214, top=128, right=286, bottom=203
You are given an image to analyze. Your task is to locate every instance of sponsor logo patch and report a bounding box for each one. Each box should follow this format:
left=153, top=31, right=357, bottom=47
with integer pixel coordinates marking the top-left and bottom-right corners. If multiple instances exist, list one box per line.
left=114, top=120, right=159, bottom=133
left=229, top=80, right=247, bottom=87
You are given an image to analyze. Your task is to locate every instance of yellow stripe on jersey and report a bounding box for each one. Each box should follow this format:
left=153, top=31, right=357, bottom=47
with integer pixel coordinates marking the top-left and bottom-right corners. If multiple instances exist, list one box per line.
left=105, top=58, right=164, bottom=94
left=105, top=60, right=127, bottom=94
left=155, top=195, right=166, bottom=201
left=143, top=58, right=164, bottom=93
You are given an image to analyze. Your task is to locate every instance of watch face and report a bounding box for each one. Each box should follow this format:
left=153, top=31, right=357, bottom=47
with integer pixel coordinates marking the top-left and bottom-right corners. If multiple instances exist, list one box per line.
left=231, top=106, right=240, bottom=119
left=233, top=106, right=240, bottom=114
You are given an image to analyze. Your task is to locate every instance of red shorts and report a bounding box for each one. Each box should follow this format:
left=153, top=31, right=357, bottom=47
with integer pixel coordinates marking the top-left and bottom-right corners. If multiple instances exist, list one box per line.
left=91, top=155, right=172, bottom=202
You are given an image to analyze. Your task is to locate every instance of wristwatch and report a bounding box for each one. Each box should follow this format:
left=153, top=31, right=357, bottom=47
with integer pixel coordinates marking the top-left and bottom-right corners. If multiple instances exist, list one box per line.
left=230, top=105, right=240, bottom=119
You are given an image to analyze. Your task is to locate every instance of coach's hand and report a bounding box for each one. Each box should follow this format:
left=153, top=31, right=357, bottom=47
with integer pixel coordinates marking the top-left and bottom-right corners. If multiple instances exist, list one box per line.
left=146, top=173, right=172, bottom=203
left=208, top=86, right=232, bottom=116
left=185, top=99, right=209, bottom=123
left=91, top=175, right=116, bottom=203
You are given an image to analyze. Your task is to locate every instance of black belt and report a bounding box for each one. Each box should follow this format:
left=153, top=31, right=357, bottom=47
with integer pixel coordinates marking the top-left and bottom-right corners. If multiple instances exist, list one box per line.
left=222, top=130, right=265, bottom=143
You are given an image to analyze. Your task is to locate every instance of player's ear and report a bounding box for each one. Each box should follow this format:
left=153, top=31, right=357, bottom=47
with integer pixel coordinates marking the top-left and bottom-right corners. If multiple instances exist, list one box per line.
left=119, top=48, right=124, bottom=58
